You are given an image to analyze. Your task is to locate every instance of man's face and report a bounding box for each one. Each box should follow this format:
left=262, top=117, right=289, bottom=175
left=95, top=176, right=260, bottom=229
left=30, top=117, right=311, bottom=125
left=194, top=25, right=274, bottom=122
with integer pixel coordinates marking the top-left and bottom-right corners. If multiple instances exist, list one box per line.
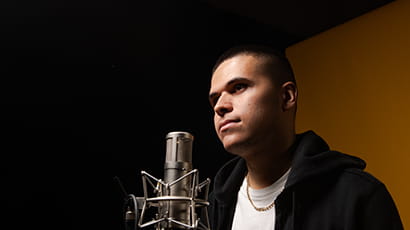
left=209, top=54, right=285, bottom=156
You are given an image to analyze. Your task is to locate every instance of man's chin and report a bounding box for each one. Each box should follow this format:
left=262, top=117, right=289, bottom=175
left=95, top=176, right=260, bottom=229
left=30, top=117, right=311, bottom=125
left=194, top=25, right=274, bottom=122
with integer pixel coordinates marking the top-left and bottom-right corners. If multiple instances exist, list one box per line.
left=222, top=135, right=246, bottom=155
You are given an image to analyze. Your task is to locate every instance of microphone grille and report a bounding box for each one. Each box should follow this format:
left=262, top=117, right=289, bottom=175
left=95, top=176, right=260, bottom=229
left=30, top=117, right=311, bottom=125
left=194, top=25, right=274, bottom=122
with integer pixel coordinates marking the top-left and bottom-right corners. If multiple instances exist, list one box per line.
left=165, top=131, right=194, bottom=163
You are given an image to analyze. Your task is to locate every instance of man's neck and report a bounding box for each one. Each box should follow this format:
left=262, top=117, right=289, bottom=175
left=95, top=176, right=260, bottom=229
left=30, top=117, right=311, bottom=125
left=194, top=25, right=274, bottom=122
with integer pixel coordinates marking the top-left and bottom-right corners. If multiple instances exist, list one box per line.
left=245, top=135, right=296, bottom=189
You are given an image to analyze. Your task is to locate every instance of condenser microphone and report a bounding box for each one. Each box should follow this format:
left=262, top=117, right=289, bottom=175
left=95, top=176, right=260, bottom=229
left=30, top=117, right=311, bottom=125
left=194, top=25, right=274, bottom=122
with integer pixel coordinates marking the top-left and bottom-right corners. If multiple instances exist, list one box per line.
left=162, top=132, right=194, bottom=228
left=118, top=131, right=211, bottom=230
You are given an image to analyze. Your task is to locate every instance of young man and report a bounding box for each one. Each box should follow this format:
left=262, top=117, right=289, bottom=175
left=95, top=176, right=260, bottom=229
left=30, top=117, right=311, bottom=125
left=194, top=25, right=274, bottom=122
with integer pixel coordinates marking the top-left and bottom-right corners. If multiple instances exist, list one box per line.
left=207, top=44, right=403, bottom=230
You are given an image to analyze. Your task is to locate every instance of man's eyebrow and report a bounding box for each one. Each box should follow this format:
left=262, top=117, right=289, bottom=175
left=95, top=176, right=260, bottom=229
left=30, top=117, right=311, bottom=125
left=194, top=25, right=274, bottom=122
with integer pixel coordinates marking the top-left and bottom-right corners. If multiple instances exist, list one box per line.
left=208, top=77, right=247, bottom=101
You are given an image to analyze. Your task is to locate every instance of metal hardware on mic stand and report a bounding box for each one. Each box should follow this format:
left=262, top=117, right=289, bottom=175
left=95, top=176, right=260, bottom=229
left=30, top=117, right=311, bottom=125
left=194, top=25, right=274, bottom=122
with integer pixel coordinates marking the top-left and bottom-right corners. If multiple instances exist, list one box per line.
left=116, top=131, right=211, bottom=230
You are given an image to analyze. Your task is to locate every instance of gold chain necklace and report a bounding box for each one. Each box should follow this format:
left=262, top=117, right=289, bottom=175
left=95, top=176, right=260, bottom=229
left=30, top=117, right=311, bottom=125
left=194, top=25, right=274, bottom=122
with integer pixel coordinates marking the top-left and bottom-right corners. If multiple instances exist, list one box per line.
left=246, top=176, right=275, bottom=212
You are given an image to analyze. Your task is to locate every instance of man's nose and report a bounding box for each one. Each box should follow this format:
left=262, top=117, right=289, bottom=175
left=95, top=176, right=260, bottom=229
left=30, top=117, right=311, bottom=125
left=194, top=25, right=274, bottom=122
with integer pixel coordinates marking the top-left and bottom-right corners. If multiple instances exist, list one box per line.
left=214, top=93, right=233, bottom=117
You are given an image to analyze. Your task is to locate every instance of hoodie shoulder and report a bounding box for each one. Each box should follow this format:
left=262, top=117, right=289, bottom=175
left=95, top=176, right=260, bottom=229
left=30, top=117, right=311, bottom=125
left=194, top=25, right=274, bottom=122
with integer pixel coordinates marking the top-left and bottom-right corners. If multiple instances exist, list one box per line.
left=343, top=167, right=385, bottom=187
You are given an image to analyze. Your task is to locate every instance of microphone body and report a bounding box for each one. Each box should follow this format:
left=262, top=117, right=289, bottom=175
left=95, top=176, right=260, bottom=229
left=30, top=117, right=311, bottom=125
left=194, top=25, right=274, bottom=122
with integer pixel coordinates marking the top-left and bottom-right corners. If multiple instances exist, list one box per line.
left=161, top=132, right=194, bottom=229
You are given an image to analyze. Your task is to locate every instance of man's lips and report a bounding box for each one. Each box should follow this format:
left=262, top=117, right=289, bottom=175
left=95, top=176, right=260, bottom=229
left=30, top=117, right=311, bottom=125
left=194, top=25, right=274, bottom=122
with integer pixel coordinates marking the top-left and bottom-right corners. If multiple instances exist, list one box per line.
left=219, top=119, right=240, bottom=132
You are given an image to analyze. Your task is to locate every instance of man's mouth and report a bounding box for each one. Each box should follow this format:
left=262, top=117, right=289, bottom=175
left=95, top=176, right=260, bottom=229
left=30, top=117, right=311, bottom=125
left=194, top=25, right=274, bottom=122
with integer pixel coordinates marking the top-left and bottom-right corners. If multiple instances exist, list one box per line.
left=219, top=119, right=240, bottom=132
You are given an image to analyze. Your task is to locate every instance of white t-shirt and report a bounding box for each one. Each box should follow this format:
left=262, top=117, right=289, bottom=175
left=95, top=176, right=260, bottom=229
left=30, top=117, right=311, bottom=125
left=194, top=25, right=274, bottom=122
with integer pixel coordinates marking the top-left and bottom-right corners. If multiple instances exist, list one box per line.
left=231, top=168, right=291, bottom=230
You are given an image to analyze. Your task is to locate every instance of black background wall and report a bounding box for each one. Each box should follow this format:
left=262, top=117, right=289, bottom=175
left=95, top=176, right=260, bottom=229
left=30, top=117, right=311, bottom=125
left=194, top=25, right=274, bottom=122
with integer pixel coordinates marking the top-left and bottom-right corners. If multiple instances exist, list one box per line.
left=1, top=1, right=280, bottom=229
left=0, top=0, right=394, bottom=229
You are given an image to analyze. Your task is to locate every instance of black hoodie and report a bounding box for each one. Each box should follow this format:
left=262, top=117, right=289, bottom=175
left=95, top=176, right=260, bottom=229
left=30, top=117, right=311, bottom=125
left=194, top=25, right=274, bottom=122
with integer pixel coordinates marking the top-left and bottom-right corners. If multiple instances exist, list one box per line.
left=207, top=130, right=403, bottom=230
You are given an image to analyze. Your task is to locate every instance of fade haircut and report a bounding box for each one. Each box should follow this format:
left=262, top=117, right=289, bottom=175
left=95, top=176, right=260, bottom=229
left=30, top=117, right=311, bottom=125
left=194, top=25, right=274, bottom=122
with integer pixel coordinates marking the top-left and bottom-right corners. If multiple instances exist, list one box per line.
left=212, top=44, right=296, bottom=87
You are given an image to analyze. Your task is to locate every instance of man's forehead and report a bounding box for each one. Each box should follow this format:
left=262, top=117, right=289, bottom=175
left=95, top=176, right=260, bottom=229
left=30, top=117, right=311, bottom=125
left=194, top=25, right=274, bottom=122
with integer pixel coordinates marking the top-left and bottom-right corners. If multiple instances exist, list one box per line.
left=212, top=55, right=266, bottom=83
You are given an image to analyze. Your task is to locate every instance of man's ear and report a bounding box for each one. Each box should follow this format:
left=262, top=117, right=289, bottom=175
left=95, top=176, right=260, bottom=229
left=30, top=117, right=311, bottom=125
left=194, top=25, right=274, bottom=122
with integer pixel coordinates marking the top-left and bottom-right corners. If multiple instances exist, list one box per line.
left=281, top=81, right=298, bottom=111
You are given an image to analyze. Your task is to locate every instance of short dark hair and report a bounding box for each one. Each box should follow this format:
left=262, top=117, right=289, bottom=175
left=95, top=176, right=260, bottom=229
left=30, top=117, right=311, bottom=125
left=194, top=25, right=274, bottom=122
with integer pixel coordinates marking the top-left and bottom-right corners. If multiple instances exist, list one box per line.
left=212, top=44, right=296, bottom=86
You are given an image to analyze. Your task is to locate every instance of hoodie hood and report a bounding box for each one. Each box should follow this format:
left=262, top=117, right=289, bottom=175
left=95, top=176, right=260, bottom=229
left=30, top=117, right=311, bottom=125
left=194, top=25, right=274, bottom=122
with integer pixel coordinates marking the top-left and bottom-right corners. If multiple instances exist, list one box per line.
left=212, top=130, right=366, bottom=204
left=286, top=130, right=366, bottom=188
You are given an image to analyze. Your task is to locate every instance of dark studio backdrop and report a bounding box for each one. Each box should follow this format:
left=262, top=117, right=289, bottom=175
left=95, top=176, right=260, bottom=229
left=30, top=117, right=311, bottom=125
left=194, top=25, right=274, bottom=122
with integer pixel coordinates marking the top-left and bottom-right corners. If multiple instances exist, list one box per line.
left=0, top=0, right=393, bottom=229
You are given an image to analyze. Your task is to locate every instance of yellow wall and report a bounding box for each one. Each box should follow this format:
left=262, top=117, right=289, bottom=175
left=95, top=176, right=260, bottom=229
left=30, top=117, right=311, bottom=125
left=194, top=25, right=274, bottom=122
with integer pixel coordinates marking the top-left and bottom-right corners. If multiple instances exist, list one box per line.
left=287, top=0, right=409, bottom=228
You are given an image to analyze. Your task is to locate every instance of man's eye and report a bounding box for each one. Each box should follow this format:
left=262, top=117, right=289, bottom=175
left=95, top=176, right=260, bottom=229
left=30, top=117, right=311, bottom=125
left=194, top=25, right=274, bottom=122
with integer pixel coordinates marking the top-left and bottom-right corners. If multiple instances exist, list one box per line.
left=234, top=83, right=247, bottom=91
